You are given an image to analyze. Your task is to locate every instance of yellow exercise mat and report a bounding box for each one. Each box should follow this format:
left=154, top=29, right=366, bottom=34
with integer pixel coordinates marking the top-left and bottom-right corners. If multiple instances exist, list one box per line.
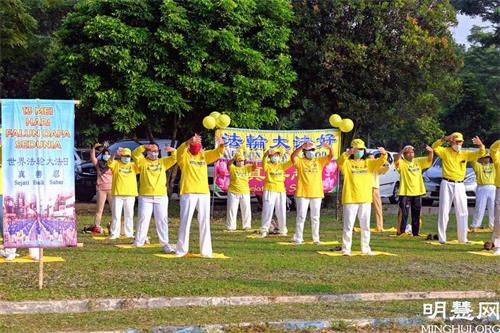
left=354, top=227, right=398, bottom=233
left=426, top=240, right=484, bottom=246
left=115, top=244, right=162, bottom=249
left=467, top=251, right=499, bottom=257
left=277, top=241, right=340, bottom=246
left=224, top=229, right=259, bottom=233
left=318, top=251, right=397, bottom=257
left=154, top=252, right=230, bottom=259
left=92, top=236, right=130, bottom=241
left=246, top=233, right=288, bottom=239
left=0, top=256, right=65, bottom=263
left=388, top=234, right=428, bottom=238
left=468, top=228, right=494, bottom=233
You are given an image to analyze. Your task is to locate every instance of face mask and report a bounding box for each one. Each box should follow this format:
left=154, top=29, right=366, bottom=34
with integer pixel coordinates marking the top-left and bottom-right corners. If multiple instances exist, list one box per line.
left=189, top=143, right=202, bottom=155
left=147, top=151, right=159, bottom=160
left=270, top=156, right=279, bottom=163
left=102, top=154, right=110, bottom=161
left=121, top=157, right=131, bottom=164
left=305, top=151, right=315, bottom=159
left=452, top=144, right=462, bottom=152
left=236, top=161, right=244, bottom=167
left=354, top=151, right=364, bottom=159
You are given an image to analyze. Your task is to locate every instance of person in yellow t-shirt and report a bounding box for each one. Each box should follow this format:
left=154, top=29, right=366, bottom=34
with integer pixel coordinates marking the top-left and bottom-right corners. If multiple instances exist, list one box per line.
left=132, top=143, right=177, bottom=252
left=337, top=138, right=387, bottom=256
left=490, top=139, right=500, bottom=255
left=226, top=152, right=256, bottom=231
left=260, top=149, right=293, bottom=237
left=432, top=132, right=485, bottom=244
left=470, top=155, right=496, bottom=232
left=107, top=148, right=140, bottom=239
left=175, top=134, right=225, bottom=258
left=290, top=141, right=333, bottom=244
left=394, top=145, right=433, bottom=236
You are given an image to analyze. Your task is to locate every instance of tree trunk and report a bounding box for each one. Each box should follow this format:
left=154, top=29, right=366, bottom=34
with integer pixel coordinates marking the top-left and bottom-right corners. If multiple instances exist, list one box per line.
left=167, top=114, right=179, bottom=197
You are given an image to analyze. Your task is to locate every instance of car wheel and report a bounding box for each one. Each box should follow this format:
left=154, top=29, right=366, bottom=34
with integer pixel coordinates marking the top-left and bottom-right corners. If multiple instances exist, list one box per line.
left=389, top=182, right=399, bottom=204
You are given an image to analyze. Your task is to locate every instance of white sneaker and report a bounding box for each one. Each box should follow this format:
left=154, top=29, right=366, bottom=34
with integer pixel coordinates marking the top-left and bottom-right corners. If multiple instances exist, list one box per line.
left=163, top=244, right=175, bottom=254
left=261, top=231, right=268, bottom=238
left=342, top=251, right=350, bottom=256
left=493, top=248, right=500, bottom=256
left=108, top=235, right=119, bottom=240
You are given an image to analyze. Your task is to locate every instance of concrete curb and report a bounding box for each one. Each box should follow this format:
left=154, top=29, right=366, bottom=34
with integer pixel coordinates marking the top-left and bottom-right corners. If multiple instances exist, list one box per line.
left=1, top=290, right=497, bottom=315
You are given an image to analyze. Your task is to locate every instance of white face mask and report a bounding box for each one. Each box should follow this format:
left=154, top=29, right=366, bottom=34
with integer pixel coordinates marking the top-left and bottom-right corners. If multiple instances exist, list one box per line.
left=102, top=154, right=110, bottom=161
left=147, top=151, right=159, bottom=160
left=304, top=151, right=315, bottom=159
left=121, top=157, right=131, bottom=164
left=270, top=156, right=279, bottom=163
left=452, top=144, right=462, bottom=152
left=236, top=161, right=245, bottom=167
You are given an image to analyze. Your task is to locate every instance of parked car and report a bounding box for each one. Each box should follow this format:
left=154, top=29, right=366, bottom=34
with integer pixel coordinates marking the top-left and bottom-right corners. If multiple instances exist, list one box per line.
left=422, top=156, right=477, bottom=206
left=366, top=149, right=400, bottom=204
left=75, top=139, right=177, bottom=202
left=75, top=148, right=91, bottom=163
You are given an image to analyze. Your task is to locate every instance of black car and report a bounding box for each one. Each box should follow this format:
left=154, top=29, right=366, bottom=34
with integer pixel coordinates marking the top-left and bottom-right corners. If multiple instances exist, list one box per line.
left=75, top=139, right=177, bottom=202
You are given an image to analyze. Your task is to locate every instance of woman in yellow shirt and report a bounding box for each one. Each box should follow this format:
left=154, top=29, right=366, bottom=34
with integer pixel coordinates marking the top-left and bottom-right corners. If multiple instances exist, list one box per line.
left=226, top=152, right=256, bottom=231
left=490, top=139, right=500, bottom=255
left=470, top=155, right=496, bottom=231
left=132, top=143, right=177, bottom=253
left=260, top=149, right=293, bottom=237
left=338, top=139, right=387, bottom=256
left=107, top=148, right=140, bottom=239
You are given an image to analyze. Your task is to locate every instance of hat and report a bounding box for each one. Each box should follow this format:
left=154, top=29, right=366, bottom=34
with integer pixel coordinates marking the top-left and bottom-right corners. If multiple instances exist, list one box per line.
left=451, top=132, right=464, bottom=142
left=121, top=148, right=131, bottom=156
left=403, top=145, right=415, bottom=151
left=350, top=139, right=366, bottom=149
left=234, top=152, right=244, bottom=160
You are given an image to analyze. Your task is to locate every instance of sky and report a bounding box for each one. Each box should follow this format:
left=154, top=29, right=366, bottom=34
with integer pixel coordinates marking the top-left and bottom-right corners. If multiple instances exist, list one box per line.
left=451, top=14, right=490, bottom=47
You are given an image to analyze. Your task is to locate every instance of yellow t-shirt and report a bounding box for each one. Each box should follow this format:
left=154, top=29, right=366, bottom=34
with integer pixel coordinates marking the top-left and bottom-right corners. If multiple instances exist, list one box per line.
left=294, top=156, right=330, bottom=198
left=228, top=164, right=253, bottom=195
left=431, top=139, right=486, bottom=181
left=263, top=159, right=293, bottom=193
left=471, top=161, right=495, bottom=186
left=489, top=140, right=500, bottom=187
left=338, top=152, right=387, bottom=204
left=396, top=157, right=432, bottom=196
left=132, top=146, right=177, bottom=196
left=177, top=142, right=224, bottom=195
left=107, top=159, right=140, bottom=196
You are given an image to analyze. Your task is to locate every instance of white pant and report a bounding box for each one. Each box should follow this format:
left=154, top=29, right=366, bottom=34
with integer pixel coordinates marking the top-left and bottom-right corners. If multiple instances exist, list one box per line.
left=134, top=195, right=170, bottom=247
left=438, top=180, right=469, bottom=243
left=176, top=194, right=212, bottom=257
left=494, top=188, right=500, bottom=248
left=292, top=197, right=322, bottom=243
left=111, top=196, right=135, bottom=238
left=342, top=203, right=371, bottom=253
left=471, top=185, right=495, bottom=228
left=261, top=190, right=287, bottom=234
left=226, top=192, right=252, bottom=230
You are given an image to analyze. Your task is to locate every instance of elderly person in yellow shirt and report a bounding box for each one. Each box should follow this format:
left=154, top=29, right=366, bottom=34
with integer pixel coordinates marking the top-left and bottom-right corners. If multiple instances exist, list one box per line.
left=290, top=141, right=333, bottom=244
left=338, top=139, right=387, bottom=256
left=107, top=148, right=140, bottom=239
left=132, top=143, right=177, bottom=253
left=490, top=140, right=500, bottom=255
left=394, top=145, right=433, bottom=236
left=175, top=134, right=225, bottom=257
left=470, top=155, right=496, bottom=232
left=226, top=151, right=255, bottom=231
left=432, top=132, right=485, bottom=244
left=260, top=149, right=293, bottom=238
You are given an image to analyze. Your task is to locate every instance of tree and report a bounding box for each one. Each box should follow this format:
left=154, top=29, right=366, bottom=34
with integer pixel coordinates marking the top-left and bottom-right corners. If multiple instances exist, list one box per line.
left=451, top=0, right=499, bottom=47
left=288, top=0, right=461, bottom=149
left=32, top=0, right=296, bottom=142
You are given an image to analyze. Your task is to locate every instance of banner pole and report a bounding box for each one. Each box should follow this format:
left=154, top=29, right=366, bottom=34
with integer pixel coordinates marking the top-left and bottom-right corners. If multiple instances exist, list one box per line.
left=38, top=248, right=44, bottom=290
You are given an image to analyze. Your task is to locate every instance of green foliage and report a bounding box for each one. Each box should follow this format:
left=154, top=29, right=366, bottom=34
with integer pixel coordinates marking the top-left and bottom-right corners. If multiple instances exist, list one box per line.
left=31, top=0, right=296, bottom=141
left=0, top=0, right=37, bottom=60
left=451, top=0, right=499, bottom=47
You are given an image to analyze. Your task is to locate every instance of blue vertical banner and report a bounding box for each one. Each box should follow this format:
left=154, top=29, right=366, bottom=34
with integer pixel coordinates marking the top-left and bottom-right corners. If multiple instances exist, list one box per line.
left=1, top=99, right=77, bottom=248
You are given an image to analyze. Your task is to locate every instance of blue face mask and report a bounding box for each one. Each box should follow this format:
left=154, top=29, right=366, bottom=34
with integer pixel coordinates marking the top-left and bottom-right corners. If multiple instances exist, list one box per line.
left=147, top=151, right=159, bottom=160
left=354, top=151, right=364, bottom=159
left=304, top=151, right=315, bottom=159
left=121, top=156, right=131, bottom=164
left=102, top=154, right=110, bottom=161
left=270, top=156, right=279, bottom=163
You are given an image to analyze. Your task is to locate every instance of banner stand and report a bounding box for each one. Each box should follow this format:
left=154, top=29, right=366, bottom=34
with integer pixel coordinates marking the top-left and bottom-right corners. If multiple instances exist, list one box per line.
left=38, top=248, right=44, bottom=289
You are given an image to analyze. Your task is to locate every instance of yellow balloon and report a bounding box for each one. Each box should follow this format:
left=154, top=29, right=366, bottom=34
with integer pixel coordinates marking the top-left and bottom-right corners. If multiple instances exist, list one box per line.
left=329, top=114, right=342, bottom=127
left=210, top=112, right=221, bottom=119
left=216, top=114, right=231, bottom=128
left=340, top=118, right=354, bottom=133
left=202, top=116, right=216, bottom=129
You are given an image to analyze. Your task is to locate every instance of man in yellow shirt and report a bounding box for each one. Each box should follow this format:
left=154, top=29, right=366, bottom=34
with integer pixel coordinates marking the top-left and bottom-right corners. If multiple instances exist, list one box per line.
left=260, top=149, right=293, bottom=237
left=490, top=139, right=500, bottom=255
left=226, top=151, right=255, bottom=231
left=107, top=148, right=140, bottom=239
left=290, top=141, right=333, bottom=244
left=432, top=132, right=485, bottom=244
left=470, top=155, right=496, bottom=231
left=394, top=145, right=433, bottom=236
left=338, top=139, right=387, bottom=255
left=132, top=143, right=177, bottom=253
left=175, top=134, right=225, bottom=257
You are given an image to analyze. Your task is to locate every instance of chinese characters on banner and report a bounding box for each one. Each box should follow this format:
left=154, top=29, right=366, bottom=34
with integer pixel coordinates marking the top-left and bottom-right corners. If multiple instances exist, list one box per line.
left=214, top=128, right=341, bottom=195
left=1, top=99, right=77, bottom=248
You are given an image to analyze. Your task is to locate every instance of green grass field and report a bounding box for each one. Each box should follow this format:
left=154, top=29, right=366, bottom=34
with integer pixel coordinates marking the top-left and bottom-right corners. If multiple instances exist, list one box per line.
left=1, top=202, right=498, bottom=303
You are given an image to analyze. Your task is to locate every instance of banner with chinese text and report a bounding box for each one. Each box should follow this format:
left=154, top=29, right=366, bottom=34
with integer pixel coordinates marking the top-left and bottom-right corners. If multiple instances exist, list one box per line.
left=214, top=128, right=341, bottom=195
left=2, top=99, right=77, bottom=248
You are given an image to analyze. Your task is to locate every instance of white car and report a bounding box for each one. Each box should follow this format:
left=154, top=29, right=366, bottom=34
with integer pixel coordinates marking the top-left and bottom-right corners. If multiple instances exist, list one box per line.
left=366, top=149, right=400, bottom=204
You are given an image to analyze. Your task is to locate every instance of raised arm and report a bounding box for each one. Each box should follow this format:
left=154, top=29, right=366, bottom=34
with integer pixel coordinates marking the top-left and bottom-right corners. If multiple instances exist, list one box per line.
left=132, top=145, right=146, bottom=166
left=161, top=146, right=177, bottom=170
left=368, top=147, right=388, bottom=173
left=466, top=136, right=486, bottom=161
left=90, top=143, right=101, bottom=166
left=205, top=134, right=225, bottom=165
